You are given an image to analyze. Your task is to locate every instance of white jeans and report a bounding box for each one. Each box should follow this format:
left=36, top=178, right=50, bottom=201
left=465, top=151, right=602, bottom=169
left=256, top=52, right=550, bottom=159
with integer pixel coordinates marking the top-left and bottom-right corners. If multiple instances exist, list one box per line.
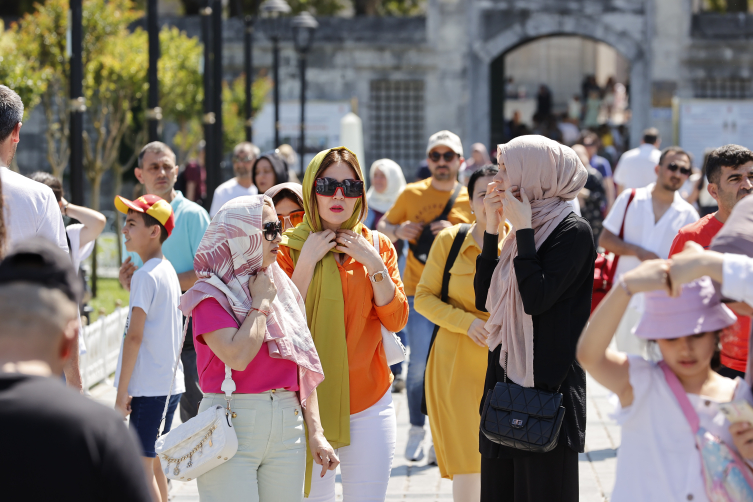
left=307, top=390, right=396, bottom=502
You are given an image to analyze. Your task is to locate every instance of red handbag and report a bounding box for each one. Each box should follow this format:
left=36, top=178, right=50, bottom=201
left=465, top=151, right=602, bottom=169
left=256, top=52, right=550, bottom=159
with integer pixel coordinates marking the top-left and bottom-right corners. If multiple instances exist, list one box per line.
left=591, top=189, right=636, bottom=313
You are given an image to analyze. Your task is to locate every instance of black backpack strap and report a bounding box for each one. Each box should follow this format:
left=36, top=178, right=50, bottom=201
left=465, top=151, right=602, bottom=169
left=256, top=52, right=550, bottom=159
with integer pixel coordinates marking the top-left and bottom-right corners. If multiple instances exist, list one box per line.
left=438, top=183, right=463, bottom=222
left=421, top=223, right=471, bottom=416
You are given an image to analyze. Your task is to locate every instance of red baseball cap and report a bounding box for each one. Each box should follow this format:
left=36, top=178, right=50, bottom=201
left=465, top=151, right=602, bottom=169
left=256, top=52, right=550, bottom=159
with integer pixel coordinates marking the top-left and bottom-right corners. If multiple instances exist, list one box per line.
left=114, top=194, right=175, bottom=237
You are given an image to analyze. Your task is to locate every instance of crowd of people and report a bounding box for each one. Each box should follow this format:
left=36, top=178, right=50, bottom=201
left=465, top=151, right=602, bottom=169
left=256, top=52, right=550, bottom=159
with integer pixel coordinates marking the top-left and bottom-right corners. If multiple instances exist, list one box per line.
left=3, top=72, right=753, bottom=502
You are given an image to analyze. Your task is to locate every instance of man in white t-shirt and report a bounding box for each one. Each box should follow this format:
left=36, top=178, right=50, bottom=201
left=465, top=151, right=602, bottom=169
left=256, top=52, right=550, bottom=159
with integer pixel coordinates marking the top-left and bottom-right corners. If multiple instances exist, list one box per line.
left=600, top=146, right=699, bottom=354
left=614, top=128, right=662, bottom=193
left=0, top=86, right=67, bottom=252
left=209, top=141, right=260, bottom=217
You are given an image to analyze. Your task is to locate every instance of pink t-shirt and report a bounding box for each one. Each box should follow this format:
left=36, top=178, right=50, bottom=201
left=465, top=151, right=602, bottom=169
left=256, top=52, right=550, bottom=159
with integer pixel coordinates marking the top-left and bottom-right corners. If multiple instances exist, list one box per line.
left=193, top=298, right=299, bottom=394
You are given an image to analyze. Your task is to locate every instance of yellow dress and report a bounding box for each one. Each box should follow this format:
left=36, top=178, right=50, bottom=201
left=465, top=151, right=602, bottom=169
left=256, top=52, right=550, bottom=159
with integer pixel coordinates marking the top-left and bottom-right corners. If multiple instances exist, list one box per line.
left=414, top=222, right=509, bottom=479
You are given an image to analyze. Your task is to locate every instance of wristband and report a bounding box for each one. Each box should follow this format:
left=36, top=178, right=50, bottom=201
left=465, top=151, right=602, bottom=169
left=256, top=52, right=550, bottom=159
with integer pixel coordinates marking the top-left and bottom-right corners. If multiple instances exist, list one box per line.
left=250, top=307, right=271, bottom=317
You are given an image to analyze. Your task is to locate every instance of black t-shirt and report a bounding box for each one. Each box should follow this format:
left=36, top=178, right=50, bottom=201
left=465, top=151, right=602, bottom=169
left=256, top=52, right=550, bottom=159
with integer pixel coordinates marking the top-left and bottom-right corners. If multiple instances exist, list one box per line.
left=0, top=374, right=151, bottom=501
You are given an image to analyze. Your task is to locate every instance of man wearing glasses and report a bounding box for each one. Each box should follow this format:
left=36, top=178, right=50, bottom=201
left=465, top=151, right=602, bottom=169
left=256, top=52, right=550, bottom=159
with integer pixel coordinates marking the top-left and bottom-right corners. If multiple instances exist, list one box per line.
left=378, top=130, right=473, bottom=464
left=599, top=146, right=699, bottom=355
left=209, top=142, right=260, bottom=217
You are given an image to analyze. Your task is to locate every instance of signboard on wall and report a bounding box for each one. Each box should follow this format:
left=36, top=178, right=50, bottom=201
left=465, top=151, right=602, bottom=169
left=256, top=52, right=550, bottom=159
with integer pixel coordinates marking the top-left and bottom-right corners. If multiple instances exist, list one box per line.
left=252, top=101, right=352, bottom=168
left=679, top=100, right=753, bottom=167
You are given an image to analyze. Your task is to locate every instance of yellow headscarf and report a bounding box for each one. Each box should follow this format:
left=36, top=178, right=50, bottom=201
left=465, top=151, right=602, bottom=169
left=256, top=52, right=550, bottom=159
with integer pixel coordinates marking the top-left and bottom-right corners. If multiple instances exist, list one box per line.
left=281, top=147, right=367, bottom=494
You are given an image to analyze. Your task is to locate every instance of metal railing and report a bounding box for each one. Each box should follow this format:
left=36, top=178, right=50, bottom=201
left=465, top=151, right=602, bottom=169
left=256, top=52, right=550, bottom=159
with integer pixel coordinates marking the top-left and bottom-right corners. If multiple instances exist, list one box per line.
left=80, top=307, right=128, bottom=390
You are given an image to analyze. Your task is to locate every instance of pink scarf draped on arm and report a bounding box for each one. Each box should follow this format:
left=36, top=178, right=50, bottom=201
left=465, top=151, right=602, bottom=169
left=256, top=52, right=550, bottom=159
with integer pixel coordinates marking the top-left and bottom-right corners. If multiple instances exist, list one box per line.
left=485, top=136, right=588, bottom=387
left=179, top=195, right=324, bottom=407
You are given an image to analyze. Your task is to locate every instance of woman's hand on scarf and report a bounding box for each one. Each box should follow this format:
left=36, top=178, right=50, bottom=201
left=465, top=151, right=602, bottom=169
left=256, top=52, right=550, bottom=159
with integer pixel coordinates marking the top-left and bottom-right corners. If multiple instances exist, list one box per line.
left=309, top=432, right=340, bottom=478
left=467, top=318, right=489, bottom=347
left=248, top=269, right=277, bottom=308
left=335, top=230, right=384, bottom=273
left=299, top=230, right=338, bottom=266
left=484, top=182, right=505, bottom=234
left=502, top=186, right=532, bottom=230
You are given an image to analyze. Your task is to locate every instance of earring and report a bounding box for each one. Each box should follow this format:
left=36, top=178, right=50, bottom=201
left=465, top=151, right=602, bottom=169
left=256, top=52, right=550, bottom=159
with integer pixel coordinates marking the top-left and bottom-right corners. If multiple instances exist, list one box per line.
left=471, top=210, right=474, bottom=214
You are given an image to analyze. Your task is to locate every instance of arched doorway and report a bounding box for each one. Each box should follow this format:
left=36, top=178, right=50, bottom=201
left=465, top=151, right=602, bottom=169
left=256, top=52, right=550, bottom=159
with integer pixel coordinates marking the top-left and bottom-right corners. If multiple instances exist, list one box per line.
left=490, top=36, right=631, bottom=147
left=467, top=10, right=650, bottom=151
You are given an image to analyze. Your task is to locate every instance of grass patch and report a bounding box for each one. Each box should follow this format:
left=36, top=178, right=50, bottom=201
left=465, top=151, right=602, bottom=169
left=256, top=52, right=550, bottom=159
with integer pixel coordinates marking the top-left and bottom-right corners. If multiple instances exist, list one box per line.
left=88, top=278, right=130, bottom=323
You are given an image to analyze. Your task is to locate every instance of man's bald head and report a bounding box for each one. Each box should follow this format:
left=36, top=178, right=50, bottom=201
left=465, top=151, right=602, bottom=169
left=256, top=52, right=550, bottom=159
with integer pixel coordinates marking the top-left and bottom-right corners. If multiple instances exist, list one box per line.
left=0, top=283, right=79, bottom=372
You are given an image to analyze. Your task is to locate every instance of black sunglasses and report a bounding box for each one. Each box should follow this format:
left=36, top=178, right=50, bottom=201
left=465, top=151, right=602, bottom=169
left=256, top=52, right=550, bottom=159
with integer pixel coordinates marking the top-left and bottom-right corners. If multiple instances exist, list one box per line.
left=429, top=151, right=458, bottom=163
left=666, top=162, right=692, bottom=176
left=263, top=221, right=283, bottom=241
left=315, top=177, right=364, bottom=198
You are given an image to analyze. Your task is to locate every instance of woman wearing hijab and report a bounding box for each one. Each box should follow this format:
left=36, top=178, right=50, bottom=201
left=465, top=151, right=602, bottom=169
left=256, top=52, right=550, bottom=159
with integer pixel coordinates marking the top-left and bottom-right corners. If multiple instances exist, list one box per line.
left=474, top=136, right=595, bottom=502
left=266, top=182, right=305, bottom=232
left=253, top=150, right=290, bottom=194
left=415, top=166, right=511, bottom=501
left=277, top=147, right=409, bottom=501
left=179, top=195, right=338, bottom=501
left=364, top=158, right=407, bottom=229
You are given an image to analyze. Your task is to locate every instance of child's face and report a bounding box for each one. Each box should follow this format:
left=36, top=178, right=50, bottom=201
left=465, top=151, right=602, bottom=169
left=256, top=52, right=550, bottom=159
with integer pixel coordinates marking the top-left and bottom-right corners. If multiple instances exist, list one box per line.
left=123, top=213, right=159, bottom=253
left=657, top=331, right=718, bottom=379
left=261, top=204, right=281, bottom=268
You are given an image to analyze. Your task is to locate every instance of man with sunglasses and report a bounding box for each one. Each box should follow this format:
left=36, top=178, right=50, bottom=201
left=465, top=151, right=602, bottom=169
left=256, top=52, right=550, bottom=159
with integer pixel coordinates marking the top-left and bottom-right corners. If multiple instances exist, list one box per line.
left=378, top=130, right=473, bottom=463
left=209, top=142, right=260, bottom=217
left=669, top=144, right=753, bottom=379
left=599, top=146, right=699, bottom=355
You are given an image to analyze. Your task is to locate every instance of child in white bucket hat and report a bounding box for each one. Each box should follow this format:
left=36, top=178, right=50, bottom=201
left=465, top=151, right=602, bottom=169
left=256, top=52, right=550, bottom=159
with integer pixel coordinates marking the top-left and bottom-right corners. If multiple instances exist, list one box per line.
left=577, top=259, right=753, bottom=502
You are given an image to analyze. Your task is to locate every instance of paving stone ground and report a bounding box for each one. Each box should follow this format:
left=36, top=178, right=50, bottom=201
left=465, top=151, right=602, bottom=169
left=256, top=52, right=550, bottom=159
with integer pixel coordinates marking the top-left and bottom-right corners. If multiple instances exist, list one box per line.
left=90, top=374, right=619, bottom=501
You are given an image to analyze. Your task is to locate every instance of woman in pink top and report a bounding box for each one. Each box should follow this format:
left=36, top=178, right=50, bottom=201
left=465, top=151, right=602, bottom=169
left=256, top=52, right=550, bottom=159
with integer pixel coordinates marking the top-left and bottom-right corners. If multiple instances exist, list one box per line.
left=180, top=195, right=338, bottom=502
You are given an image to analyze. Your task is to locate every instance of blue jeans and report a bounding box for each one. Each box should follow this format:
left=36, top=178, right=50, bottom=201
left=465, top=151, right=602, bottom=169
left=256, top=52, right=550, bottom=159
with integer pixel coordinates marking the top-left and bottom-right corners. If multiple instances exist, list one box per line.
left=405, top=296, right=434, bottom=427
left=130, top=394, right=181, bottom=457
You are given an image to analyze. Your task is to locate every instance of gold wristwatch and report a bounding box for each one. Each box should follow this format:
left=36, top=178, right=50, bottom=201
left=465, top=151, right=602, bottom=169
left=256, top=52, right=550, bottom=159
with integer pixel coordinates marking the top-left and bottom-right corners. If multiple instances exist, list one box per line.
left=369, top=269, right=389, bottom=283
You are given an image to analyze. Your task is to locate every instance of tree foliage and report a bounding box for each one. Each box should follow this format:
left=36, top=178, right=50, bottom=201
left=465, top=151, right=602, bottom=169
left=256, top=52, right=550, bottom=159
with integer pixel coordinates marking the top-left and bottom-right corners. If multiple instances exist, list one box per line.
left=222, top=73, right=272, bottom=154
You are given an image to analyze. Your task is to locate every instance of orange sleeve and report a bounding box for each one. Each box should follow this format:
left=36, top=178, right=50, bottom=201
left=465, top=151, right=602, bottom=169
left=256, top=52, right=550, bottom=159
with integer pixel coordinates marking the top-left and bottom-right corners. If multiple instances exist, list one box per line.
left=375, top=234, right=409, bottom=333
left=277, top=245, right=295, bottom=278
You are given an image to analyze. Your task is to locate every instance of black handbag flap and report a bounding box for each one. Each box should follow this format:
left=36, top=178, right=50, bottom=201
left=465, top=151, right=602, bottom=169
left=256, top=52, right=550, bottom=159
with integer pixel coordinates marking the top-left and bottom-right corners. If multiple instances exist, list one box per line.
left=489, top=382, right=563, bottom=419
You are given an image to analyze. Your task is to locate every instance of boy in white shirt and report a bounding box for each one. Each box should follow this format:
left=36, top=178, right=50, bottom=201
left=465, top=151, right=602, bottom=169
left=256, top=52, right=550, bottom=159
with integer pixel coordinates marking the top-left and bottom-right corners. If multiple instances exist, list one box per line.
left=113, top=194, right=184, bottom=502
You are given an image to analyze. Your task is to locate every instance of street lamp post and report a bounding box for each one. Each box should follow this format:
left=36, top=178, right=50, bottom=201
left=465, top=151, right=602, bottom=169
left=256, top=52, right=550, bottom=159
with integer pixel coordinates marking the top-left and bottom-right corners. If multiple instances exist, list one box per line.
left=211, top=0, right=223, bottom=204
left=147, top=0, right=160, bottom=142
left=260, top=0, right=291, bottom=149
left=69, top=0, right=85, bottom=206
left=292, top=12, right=318, bottom=178
left=201, top=1, right=216, bottom=212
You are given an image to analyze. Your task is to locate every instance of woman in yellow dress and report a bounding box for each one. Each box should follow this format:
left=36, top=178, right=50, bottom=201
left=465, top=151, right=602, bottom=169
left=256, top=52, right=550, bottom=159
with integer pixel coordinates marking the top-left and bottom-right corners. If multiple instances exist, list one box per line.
left=415, top=165, right=510, bottom=502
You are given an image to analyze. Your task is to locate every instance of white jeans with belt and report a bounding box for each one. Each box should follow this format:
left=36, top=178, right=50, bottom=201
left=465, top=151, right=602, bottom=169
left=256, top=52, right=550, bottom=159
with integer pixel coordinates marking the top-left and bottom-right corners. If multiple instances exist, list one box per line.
left=307, top=389, right=397, bottom=502
left=197, top=389, right=306, bottom=502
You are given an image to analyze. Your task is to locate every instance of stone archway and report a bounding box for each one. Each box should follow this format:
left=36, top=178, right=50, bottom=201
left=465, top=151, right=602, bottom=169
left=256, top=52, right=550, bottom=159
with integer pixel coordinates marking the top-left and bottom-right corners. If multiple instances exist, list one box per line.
left=466, top=9, right=651, bottom=150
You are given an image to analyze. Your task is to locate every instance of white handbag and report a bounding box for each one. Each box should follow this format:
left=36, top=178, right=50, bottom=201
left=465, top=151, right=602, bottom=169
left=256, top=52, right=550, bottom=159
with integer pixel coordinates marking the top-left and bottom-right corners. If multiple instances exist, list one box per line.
left=372, top=231, right=407, bottom=366
left=154, top=316, right=239, bottom=482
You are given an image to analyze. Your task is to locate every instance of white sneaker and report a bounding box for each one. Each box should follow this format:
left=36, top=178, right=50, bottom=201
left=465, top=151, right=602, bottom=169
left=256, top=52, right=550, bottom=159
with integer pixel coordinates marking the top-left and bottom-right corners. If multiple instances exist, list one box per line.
left=405, top=425, right=425, bottom=461
left=426, top=443, right=437, bottom=466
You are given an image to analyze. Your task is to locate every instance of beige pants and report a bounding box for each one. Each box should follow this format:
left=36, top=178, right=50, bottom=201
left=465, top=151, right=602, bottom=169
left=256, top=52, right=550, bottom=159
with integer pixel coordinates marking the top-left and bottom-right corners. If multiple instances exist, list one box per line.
left=197, top=390, right=306, bottom=502
left=613, top=295, right=647, bottom=357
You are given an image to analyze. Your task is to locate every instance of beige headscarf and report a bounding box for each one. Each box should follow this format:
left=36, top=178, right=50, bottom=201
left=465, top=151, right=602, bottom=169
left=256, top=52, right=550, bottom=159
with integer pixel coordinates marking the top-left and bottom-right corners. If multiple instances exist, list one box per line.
left=485, top=135, right=588, bottom=387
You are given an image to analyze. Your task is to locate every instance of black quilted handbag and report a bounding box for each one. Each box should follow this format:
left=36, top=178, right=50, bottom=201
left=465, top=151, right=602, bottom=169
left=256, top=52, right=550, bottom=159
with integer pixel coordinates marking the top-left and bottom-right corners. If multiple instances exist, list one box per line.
left=480, top=358, right=565, bottom=453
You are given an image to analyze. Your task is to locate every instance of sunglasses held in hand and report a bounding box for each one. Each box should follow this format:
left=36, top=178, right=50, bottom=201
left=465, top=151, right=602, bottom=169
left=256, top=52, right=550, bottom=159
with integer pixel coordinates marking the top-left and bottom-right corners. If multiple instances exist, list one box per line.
left=315, top=178, right=364, bottom=198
